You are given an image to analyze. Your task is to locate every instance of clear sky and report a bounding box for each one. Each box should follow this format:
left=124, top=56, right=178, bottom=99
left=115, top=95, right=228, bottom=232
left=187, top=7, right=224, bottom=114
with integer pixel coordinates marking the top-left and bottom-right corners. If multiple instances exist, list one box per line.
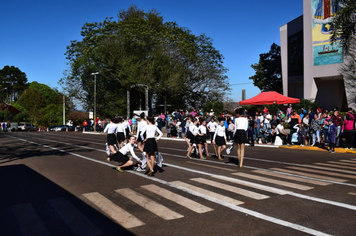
left=0, top=0, right=303, bottom=109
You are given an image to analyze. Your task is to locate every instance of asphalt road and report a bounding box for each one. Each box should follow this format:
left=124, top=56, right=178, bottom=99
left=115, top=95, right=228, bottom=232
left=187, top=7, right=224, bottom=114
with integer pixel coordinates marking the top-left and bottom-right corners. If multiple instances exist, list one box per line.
left=0, top=131, right=356, bottom=236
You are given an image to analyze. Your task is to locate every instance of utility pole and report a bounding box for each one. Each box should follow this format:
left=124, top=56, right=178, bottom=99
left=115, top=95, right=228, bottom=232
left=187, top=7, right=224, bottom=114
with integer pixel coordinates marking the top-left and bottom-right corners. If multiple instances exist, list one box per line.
left=91, top=72, right=99, bottom=132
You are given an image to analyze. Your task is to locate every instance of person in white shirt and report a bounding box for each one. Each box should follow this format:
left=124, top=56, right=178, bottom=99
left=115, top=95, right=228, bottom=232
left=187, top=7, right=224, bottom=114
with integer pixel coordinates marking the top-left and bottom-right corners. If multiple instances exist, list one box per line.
left=199, top=120, right=210, bottom=158
left=141, top=117, right=163, bottom=176
left=104, top=117, right=118, bottom=161
left=213, top=119, right=227, bottom=160
left=123, top=117, right=132, bottom=141
left=116, top=118, right=127, bottom=148
left=207, top=118, right=218, bottom=144
left=136, top=113, right=147, bottom=153
left=233, top=109, right=248, bottom=168
left=276, top=120, right=288, bottom=145
left=111, top=136, right=142, bottom=172
left=186, top=119, right=201, bottom=159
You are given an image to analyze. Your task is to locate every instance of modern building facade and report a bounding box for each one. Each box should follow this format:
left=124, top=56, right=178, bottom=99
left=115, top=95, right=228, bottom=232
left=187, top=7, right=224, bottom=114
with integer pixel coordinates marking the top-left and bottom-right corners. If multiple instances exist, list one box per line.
left=280, top=0, right=348, bottom=111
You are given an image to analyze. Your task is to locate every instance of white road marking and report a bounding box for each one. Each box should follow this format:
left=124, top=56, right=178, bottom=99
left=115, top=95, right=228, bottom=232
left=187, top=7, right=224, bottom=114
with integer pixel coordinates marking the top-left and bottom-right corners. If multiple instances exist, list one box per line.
left=48, top=198, right=102, bottom=236
left=251, top=169, right=330, bottom=186
left=187, top=161, right=236, bottom=171
left=319, top=162, right=356, bottom=170
left=232, top=172, right=314, bottom=190
left=11, top=203, right=50, bottom=236
left=328, top=161, right=356, bottom=167
left=286, top=166, right=356, bottom=180
left=82, top=192, right=145, bottom=229
left=141, top=184, right=213, bottom=213
left=115, top=188, right=184, bottom=220
left=301, top=164, right=356, bottom=175
left=270, top=168, right=348, bottom=182
left=171, top=181, right=245, bottom=205
left=340, top=159, right=356, bottom=164
left=191, top=177, right=270, bottom=200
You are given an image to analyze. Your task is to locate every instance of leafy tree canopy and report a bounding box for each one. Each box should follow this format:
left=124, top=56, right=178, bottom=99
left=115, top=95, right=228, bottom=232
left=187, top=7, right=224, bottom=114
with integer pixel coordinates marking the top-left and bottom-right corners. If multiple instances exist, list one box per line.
left=0, top=65, right=29, bottom=102
left=249, top=43, right=282, bottom=93
left=61, top=5, right=230, bottom=117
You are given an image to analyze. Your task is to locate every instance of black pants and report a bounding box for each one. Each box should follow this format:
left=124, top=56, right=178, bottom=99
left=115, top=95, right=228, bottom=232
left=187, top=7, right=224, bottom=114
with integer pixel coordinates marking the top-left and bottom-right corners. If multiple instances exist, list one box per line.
left=344, top=130, right=354, bottom=148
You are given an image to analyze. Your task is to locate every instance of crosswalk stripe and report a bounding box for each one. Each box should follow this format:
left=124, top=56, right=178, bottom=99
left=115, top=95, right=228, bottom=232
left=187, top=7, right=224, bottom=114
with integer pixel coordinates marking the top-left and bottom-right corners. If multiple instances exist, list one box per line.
left=314, top=162, right=356, bottom=171
left=349, top=192, right=356, bottom=196
left=286, top=166, right=356, bottom=179
left=251, top=169, right=330, bottom=186
left=328, top=161, right=356, bottom=167
left=11, top=203, right=50, bottom=236
left=82, top=192, right=145, bottom=229
left=170, top=181, right=244, bottom=205
left=48, top=198, right=102, bottom=236
left=232, top=173, right=313, bottom=190
left=340, top=159, right=356, bottom=163
left=191, top=177, right=270, bottom=200
left=302, top=164, right=356, bottom=175
left=141, top=184, right=213, bottom=213
left=115, top=188, right=184, bottom=220
left=270, top=168, right=348, bottom=182
left=187, top=161, right=236, bottom=171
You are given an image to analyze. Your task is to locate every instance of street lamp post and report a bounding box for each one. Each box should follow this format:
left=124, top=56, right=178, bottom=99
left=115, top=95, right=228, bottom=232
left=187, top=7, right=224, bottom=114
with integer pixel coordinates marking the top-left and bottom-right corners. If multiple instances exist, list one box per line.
left=91, top=72, right=99, bottom=132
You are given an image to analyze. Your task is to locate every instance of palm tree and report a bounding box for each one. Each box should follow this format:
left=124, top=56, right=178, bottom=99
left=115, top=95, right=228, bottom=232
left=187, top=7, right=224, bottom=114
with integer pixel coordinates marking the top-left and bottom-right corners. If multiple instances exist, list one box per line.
left=331, top=0, right=356, bottom=55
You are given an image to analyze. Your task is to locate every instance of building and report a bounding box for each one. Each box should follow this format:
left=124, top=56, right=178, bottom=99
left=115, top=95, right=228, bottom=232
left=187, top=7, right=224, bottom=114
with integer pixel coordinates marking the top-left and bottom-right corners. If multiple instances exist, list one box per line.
left=280, top=0, right=349, bottom=111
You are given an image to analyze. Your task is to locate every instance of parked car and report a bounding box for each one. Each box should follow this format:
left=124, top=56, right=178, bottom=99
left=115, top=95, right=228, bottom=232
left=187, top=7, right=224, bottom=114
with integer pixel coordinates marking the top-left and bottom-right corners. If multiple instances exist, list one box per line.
left=54, top=125, right=75, bottom=131
left=49, top=125, right=58, bottom=131
left=75, top=126, right=83, bottom=132
left=18, top=123, right=38, bottom=131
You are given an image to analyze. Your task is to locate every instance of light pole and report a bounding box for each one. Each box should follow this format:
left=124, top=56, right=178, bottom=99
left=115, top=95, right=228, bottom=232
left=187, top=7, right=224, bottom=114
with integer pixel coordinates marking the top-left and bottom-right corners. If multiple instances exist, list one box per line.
left=91, top=72, right=99, bottom=132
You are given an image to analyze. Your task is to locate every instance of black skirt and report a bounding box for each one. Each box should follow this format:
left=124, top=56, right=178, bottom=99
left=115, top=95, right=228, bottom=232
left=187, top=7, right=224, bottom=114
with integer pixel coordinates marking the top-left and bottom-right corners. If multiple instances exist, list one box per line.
left=199, top=135, right=207, bottom=144
left=186, top=131, right=193, bottom=140
left=190, top=135, right=200, bottom=144
left=137, top=132, right=146, bottom=143
left=107, top=133, right=117, bottom=145
left=234, top=130, right=247, bottom=143
left=117, top=132, right=125, bottom=142
left=143, top=138, right=158, bottom=153
left=215, top=135, right=226, bottom=146
left=125, top=128, right=130, bottom=138
left=111, top=152, right=129, bottom=163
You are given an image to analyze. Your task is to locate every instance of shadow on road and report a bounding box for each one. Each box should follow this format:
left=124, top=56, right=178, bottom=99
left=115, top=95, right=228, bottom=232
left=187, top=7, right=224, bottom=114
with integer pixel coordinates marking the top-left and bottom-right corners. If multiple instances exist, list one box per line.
left=0, top=164, right=135, bottom=236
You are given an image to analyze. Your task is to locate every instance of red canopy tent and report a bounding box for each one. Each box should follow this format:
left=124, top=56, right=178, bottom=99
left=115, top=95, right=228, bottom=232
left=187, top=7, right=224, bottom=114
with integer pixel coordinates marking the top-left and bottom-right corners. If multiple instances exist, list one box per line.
left=239, top=91, right=300, bottom=105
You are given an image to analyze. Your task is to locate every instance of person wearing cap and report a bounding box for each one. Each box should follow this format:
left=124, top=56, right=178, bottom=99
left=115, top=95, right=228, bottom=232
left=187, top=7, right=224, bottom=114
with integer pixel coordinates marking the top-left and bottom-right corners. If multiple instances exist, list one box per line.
left=328, top=119, right=336, bottom=153
left=331, top=109, right=342, bottom=147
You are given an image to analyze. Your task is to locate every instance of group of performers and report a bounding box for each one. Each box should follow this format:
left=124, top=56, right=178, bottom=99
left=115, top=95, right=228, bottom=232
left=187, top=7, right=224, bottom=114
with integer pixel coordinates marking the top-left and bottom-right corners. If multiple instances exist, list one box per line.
left=105, top=113, right=163, bottom=176
left=105, top=108, right=248, bottom=176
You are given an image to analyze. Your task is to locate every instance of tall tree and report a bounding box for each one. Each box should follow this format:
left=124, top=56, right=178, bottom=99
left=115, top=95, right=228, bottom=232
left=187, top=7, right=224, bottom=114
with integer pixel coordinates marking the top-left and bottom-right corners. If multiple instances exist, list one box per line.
left=249, top=43, right=282, bottom=93
left=0, top=65, right=28, bottom=103
left=61, top=5, right=229, bottom=116
left=331, top=0, right=356, bottom=54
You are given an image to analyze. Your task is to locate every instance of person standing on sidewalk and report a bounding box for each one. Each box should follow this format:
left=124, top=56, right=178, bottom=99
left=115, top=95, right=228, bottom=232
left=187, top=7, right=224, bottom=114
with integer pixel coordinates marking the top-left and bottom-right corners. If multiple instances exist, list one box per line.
left=342, top=108, right=354, bottom=150
left=331, top=109, right=342, bottom=147
left=328, top=119, right=336, bottom=153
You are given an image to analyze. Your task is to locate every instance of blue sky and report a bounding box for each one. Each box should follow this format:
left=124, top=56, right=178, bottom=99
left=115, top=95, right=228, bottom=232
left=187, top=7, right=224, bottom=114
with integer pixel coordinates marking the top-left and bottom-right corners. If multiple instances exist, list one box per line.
left=0, top=0, right=303, bottom=109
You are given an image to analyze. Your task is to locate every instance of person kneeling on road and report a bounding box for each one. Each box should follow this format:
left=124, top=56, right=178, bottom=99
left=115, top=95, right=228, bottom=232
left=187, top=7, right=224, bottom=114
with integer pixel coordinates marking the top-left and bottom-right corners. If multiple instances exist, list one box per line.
left=110, top=136, right=142, bottom=172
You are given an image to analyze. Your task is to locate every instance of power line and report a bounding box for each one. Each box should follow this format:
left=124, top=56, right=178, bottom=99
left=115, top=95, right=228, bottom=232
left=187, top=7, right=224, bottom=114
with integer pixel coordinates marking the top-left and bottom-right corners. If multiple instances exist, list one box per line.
left=230, top=83, right=253, bottom=86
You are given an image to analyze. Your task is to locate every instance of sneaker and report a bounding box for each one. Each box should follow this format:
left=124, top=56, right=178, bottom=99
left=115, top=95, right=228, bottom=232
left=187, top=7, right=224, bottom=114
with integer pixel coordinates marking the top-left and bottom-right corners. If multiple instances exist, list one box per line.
left=226, top=148, right=231, bottom=155
left=300, top=144, right=304, bottom=147
left=345, top=148, right=349, bottom=150
left=328, top=150, right=332, bottom=153
left=136, top=167, right=146, bottom=172
left=331, top=151, right=335, bottom=153
left=116, top=167, right=124, bottom=172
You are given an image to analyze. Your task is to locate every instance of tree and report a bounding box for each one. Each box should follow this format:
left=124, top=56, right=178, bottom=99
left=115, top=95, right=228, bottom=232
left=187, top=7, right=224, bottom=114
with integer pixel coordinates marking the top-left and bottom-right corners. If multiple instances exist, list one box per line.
left=61, top=5, right=229, bottom=116
left=331, top=0, right=356, bottom=54
left=0, top=65, right=29, bottom=103
left=14, top=82, right=74, bottom=126
left=249, top=43, right=282, bottom=93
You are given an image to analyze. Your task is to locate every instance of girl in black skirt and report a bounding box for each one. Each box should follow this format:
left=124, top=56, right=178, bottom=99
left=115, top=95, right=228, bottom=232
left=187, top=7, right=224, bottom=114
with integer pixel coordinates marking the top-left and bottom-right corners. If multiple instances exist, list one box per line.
left=116, top=118, right=126, bottom=148
left=111, top=136, right=142, bottom=172
left=186, top=118, right=199, bottom=159
left=233, top=109, right=248, bottom=168
left=141, top=117, right=163, bottom=176
left=213, top=119, right=227, bottom=160
left=104, top=117, right=118, bottom=161
left=198, top=120, right=209, bottom=158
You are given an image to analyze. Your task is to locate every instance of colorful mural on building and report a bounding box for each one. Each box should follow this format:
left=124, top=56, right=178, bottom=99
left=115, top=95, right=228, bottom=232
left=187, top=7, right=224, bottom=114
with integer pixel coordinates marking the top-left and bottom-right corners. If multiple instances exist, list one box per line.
left=312, top=0, right=343, bottom=66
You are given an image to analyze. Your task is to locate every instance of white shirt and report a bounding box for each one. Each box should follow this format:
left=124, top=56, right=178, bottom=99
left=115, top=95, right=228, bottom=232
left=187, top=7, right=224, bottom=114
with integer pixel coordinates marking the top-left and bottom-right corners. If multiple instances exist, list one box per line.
left=116, top=123, right=126, bottom=135
left=104, top=123, right=117, bottom=134
left=190, top=124, right=199, bottom=136
left=199, top=125, right=207, bottom=135
left=264, top=114, right=271, bottom=124
left=136, top=120, right=147, bottom=137
left=276, top=123, right=285, bottom=135
left=207, top=121, right=218, bottom=132
left=141, top=124, right=163, bottom=140
left=213, top=125, right=226, bottom=140
left=234, top=117, right=248, bottom=133
left=119, top=144, right=139, bottom=161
